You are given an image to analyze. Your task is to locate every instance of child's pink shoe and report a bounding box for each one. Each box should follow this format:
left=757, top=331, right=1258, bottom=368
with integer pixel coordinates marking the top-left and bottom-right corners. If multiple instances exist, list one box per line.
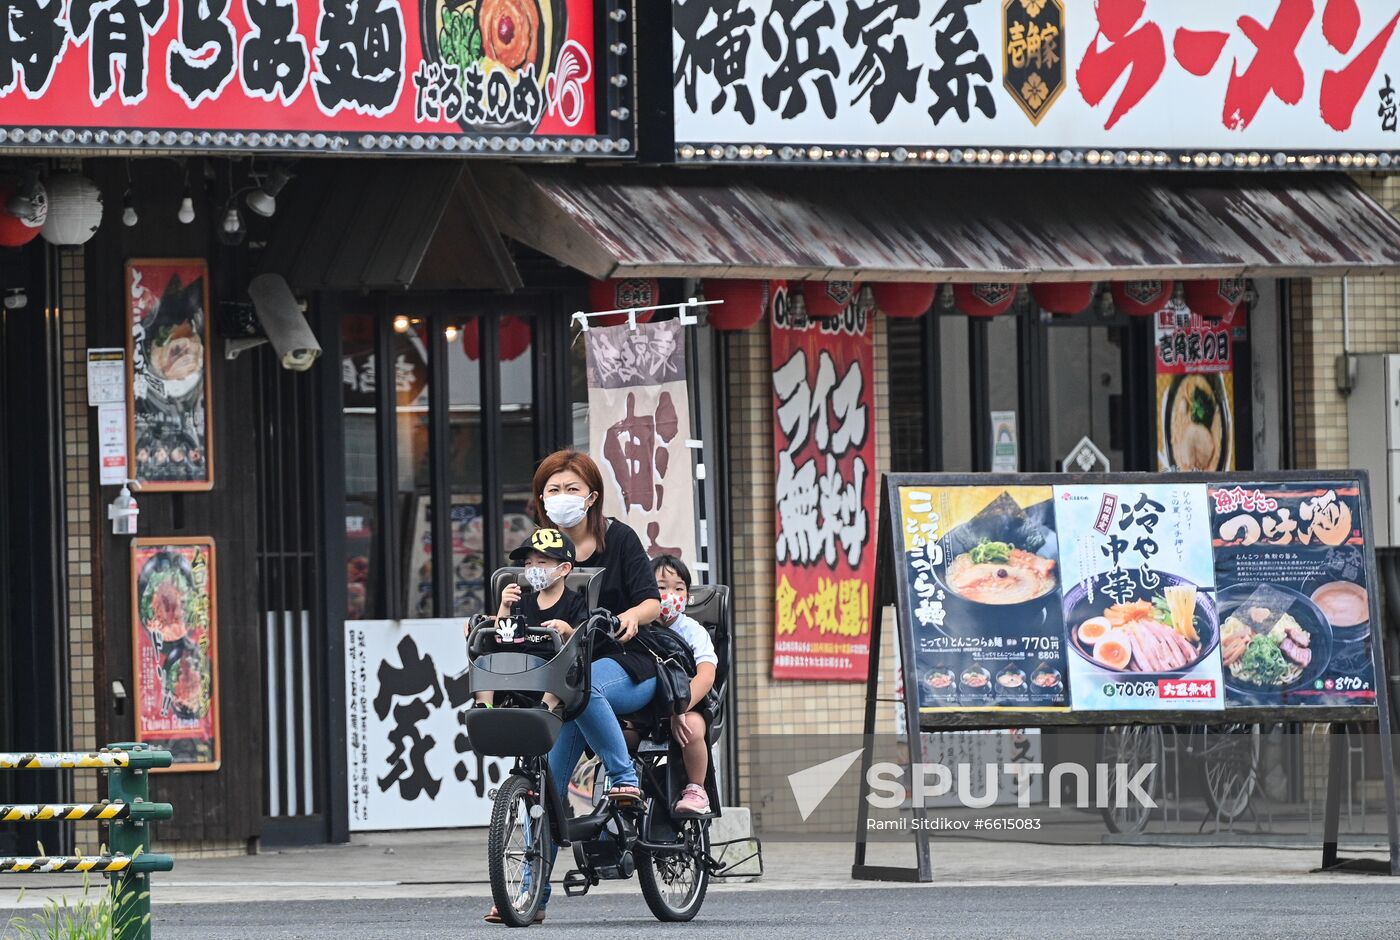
left=673, top=783, right=711, bottom=817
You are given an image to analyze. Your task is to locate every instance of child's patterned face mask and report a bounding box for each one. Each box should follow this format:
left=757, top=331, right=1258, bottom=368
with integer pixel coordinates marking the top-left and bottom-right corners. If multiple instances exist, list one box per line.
left=660, top=592, right=687, bottom=622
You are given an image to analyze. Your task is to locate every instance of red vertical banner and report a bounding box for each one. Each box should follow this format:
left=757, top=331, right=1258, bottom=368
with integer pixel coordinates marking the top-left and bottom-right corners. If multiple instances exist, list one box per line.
left=770, top=285, right=876, bottom=681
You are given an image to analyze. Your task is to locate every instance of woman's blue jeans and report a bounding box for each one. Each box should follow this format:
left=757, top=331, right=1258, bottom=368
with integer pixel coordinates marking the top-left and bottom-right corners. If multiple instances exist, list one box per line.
left=548, top=657, right=655, bottom=793
left=528, top=657, right=655, bottom=907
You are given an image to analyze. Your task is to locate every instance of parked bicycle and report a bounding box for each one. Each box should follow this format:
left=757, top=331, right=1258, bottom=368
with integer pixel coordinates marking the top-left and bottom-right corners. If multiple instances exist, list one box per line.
left=1099, top=723, right=1262, bottom=834
left=463, top=610, right=716, bottom=927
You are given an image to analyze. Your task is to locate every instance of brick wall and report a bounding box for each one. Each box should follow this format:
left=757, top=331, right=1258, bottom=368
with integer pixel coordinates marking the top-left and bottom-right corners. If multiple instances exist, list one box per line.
left=727, top=314, right=900, bottom=811
left=59, top=247, right=98, bottom=804
left=1291, top=174, right=1400, bottom=468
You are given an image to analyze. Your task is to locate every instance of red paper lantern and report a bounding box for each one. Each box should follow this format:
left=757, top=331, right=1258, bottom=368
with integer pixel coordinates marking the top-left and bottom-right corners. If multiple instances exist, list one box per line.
left=1184, top=278, right=1246, bottom=320
left=799, top=280, right=858, bottom=320
left=702, top=279, right=770, bottom=331
left=1111, top=280, right=1174, bottom=317
left=462, top=316, right=532, bottom=362
left=0, top=182, right=42, bottom=247
left=588, top=277, right=660, bottom=327
left=1031, top=282, right=1095, bottom=315
left=954, top=283, right=1015, bottom=318
left=871, top=282, right=936, bottom=319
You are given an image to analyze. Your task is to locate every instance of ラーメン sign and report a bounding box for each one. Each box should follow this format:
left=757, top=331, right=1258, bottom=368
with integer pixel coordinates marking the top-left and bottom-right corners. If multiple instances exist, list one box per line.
left=0, top=0, right=632, bottom=155
left=671, top=0, right=1400, bottom=166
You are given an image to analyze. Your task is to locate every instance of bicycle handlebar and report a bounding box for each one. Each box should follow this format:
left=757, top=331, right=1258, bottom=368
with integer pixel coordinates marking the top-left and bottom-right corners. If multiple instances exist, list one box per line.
left=466, top=618, right=563, bottom=658
left=465, top=609, right=619, bottom=660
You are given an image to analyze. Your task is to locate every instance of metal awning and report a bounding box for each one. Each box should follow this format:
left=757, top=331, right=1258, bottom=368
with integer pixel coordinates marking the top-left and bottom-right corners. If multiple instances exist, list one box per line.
left=475, top=165, right=1400, bottom=282
left=259, top=160, right=520, bottom=292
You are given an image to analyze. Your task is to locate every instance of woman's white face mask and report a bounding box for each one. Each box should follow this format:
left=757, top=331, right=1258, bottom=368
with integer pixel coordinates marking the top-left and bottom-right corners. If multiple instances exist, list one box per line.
left=543, top=493, right=592, bottom=528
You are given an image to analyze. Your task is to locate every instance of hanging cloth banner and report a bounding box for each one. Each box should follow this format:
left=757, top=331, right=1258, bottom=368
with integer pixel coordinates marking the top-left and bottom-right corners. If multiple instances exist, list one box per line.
left=586, top=320, right=698, bottom=564
left=770, top=288, right=877, bottom=681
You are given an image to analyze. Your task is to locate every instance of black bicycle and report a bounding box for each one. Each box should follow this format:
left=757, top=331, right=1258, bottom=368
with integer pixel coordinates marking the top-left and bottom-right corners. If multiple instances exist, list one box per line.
left=463, top=611, right=714, bottom=927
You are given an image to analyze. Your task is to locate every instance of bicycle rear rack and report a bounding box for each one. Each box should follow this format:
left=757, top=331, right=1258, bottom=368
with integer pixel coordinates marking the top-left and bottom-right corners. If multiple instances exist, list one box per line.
left=706, top=835, right=764, bottom=879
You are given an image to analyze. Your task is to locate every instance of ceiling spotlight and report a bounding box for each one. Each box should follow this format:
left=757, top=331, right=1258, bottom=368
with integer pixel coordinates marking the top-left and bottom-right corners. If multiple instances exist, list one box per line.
left=246, top=165, right=293, bottom=218
left=392, top=314, right=411, bottom=333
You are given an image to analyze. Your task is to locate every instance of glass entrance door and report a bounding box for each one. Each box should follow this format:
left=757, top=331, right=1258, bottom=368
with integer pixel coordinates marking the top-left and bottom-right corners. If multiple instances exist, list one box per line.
left=1046, top=322, right=1128, bottom=472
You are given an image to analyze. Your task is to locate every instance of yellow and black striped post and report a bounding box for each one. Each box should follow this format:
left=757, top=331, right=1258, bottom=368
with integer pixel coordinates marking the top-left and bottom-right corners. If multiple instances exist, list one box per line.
left=0, top=743, right=174, bottom=940
left=0, top=801, right=173, bottom=822
left=2, top=801, right=130, bottom=821
left=0, top=854, right=175, bottom=874
left=0, top=751, right=132, bottom=770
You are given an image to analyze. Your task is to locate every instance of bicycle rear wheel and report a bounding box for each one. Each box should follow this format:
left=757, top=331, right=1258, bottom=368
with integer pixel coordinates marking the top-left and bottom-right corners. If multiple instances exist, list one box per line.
left=488, top=773, right=550, bottom=928
left=637, top=812, right=710, bottom=922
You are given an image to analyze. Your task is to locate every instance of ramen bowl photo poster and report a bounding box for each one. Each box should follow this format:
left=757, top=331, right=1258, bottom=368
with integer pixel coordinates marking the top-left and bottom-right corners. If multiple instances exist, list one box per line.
left=131, top=538, right=220, bottom=771
left=127, top=259, right=213, bottom=491
left=1055, top=483, right=1225, bottom=712
left=897, top=485, right=1070, bottom=713
left=1209, top=482, right=1377, bottom=708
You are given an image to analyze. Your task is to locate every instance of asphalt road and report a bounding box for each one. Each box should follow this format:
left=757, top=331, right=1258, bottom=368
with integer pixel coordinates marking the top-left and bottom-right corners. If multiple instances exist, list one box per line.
left=149, top=884, right=1400, bottom=939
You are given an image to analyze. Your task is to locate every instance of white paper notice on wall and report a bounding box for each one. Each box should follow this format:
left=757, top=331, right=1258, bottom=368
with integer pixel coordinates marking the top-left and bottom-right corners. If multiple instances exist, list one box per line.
left=86, top=348, right=125, bottom=406
left=991, top=411, right=1019, bottom=472
left=97, top=403, right=128, bottom=486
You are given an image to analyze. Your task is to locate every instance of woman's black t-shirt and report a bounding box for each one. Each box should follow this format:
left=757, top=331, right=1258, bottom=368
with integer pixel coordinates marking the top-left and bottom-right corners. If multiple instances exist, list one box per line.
left=578, top=519, right=663, bottom=682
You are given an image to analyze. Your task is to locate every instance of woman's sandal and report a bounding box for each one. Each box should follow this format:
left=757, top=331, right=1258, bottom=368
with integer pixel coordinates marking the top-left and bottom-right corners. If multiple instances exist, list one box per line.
left=605, top=783, right=643, bottom=805
left=484, top=906, right=546, bottom=925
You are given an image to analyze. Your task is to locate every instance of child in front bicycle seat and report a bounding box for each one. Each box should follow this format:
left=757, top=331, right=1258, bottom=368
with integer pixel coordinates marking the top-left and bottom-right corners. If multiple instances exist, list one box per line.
left=469, top=527, right=590, bottom=715
left=652, top=555, right=717, bottom=817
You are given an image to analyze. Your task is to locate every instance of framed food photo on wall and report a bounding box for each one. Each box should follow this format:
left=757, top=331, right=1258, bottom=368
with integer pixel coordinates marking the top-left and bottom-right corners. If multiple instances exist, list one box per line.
left=126, top=259, right=213, bottom=491
left=131, top=538, right=221, bottom=772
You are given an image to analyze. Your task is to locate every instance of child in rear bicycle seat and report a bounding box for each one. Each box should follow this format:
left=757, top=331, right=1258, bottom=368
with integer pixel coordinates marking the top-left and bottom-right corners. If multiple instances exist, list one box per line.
left=652, top=555, right=717, bottom=817
left=469, top=527, right=590, bottom=715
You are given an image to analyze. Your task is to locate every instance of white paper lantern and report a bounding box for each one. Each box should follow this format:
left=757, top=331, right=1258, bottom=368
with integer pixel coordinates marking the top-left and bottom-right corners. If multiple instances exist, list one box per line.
left=41, top=173, right=103, bottom=246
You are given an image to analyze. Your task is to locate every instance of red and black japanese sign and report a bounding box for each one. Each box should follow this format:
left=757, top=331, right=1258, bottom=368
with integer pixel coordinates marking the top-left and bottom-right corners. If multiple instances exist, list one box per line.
left=672, top=0, right=1400, bottom=164
left=770, top=284, right=877, bottom=681
left=0, top=0, right=631, bottom=155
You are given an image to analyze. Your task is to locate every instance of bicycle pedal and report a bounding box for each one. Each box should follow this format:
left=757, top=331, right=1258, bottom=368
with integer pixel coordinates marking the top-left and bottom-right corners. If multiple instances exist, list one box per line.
left=561, top=870, right=593, bottom=898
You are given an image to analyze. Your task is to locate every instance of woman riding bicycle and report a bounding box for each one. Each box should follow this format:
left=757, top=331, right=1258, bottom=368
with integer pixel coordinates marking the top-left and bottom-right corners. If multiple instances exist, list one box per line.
left=485, top=449, right=662, bottom=925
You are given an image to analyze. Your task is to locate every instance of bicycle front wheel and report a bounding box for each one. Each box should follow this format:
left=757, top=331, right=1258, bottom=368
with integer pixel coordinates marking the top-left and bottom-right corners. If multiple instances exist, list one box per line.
left=1098, top=725, right=1164, bottom=835
left=1199, top=723, right=1260, bottom=824
left=488, top=773, right=551, bottom=928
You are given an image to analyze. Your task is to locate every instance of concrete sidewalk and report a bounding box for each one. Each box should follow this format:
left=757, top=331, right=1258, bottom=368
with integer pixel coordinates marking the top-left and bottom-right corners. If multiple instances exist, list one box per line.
left=2, top=829, right=1393, bottom=911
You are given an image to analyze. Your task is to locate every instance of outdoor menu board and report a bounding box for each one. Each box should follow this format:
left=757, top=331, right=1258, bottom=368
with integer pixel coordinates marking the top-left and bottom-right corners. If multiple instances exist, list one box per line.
left=131, top=538, right=221, bottom=771
left=889, top=473, right=1380, bottom=722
